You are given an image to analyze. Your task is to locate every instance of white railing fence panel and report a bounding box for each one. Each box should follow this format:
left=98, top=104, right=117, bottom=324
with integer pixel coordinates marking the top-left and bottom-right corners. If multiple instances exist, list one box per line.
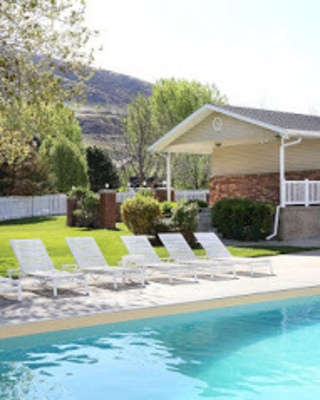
left=175, top=190, right=209, bottom=202
left=285, top=180, right=320, bottom=206
left=0, top=194, right=67, bottom=221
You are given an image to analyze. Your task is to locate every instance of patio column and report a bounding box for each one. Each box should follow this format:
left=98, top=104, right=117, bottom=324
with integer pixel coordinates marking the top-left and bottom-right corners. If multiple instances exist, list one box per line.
left=166, top=153, right=171, bottom=202
left=279, top=137, right=286, bottom=207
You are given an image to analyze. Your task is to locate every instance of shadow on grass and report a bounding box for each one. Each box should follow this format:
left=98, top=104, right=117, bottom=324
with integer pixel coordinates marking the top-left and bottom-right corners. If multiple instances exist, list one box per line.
left=76, top=226, right=122, bottom=232
left=234, top=245, right=320, bottom=256
left=0, top=216, right=58, bottom=226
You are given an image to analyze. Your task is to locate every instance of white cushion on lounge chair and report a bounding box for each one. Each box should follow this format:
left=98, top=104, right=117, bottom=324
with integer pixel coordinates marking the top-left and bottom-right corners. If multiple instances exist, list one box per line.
left=0, top=277, right=22, bottom=302
left=158, top=233, right=237, bottom=279
left=195, top=232, right=274, bottom=276
left=66, top=237, right=145, bottom=289
left=121, top=235, right=198, bottom=284
left=11, top=239, right=88, bottom=297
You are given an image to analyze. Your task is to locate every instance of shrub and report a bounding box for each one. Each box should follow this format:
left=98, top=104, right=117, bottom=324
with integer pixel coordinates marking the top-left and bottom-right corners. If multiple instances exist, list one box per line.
left=171, top=201, right=199, bottom=244
left=121, top=194, right=162, bottom=234
left=69, top=187, right=100, bottom=228
left=136, top=188, right=153, bottom=198
left=161, top=201, right=178, bottom=217
left=211, top=198, right=274, bottom=241
left=186, top=199, right=208, bottom=209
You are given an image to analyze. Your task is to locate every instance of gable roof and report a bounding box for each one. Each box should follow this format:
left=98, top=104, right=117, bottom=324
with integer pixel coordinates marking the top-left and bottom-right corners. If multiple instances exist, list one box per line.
left=149, top=104, right=320, bottom=154
left=218, top=105, right=320, bottom=132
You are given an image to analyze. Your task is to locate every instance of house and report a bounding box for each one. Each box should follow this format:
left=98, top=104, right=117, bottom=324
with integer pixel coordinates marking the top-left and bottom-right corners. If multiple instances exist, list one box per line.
left=149, top=104, right=320, bottom=240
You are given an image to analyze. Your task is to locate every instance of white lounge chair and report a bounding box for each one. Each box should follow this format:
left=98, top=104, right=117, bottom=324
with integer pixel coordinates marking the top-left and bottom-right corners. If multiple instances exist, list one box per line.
left=121, top=235, right=198, bottom=284
left=0, top=276, right=22, bottom=302
left=195, top=232, right=274, bottom=276
left=158, top=233, right=238, bottom=280
left=11, top=239, right=89, bottom=297
left=66, top=237, right=145, bottom=289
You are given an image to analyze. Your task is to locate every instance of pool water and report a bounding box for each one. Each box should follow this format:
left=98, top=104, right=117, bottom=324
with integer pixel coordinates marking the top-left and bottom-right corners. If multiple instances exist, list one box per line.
left=1, top=296, right=320, bottom=399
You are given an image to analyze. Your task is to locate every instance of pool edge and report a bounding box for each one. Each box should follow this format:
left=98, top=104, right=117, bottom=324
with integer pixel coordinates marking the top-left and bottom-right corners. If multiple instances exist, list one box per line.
left=2, top=285, right=320, bottom=339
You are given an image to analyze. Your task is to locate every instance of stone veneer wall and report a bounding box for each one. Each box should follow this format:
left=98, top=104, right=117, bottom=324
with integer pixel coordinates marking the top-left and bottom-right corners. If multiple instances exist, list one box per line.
left=209, top=170, right=320, bottom=205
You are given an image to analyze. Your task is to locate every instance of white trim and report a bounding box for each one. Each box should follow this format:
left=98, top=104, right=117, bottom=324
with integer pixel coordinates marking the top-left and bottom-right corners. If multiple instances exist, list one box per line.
left=148, top=104, right=287, bottom=153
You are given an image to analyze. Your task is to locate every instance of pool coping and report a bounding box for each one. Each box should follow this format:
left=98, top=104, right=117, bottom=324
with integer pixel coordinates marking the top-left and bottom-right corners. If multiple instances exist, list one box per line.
left=1, top=285, right=320, bottom=339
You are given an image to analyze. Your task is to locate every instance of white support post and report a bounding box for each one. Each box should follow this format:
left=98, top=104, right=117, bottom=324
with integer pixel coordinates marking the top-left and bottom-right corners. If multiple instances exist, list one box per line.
left=305, top=179, right=309, bottom=207
left=166, top=153, right=171, bottom=202
left=279, top=137, right=286, bottom=208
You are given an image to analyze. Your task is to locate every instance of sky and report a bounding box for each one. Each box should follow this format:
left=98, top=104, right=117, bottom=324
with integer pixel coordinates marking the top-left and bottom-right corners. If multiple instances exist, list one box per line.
left=85, top=0, right=320, bottom=114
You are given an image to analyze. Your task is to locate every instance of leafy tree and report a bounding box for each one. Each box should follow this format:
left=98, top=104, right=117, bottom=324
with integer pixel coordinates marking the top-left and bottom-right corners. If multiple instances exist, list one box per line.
left=86, top=146, right=120, bottom=192
left=49, top=138, right=88, bottom=192
left=122, top=78, right=227, bottom=189
left=0, top=0, right=97, bottom=134
left=122, top=94, right=163, bottom=186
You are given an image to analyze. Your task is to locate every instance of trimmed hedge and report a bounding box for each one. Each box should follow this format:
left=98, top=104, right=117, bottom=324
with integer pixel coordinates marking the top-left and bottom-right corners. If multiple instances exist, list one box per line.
left=211, top=198, right=274, bottom=241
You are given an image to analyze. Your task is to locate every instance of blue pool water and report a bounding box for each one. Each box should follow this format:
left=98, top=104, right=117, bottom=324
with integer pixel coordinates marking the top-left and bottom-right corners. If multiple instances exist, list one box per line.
left=1, top=296, right=320, bottom=399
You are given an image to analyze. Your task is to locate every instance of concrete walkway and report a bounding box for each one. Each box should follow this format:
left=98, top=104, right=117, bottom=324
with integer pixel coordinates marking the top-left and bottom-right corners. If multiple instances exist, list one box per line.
left=1, top=250, right=320, bottom=338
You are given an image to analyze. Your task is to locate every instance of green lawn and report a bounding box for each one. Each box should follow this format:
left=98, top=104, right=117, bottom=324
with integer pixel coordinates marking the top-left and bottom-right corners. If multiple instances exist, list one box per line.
left=0, top=216, right=317, bottom=276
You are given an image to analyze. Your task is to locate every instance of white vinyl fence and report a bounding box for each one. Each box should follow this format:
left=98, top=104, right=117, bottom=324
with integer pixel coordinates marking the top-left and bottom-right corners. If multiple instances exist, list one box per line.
left=116, top=189, right=209, bottom=203
left=0, top=194, right=67, bottom=221
left=285, top=180, right=320, bottom=206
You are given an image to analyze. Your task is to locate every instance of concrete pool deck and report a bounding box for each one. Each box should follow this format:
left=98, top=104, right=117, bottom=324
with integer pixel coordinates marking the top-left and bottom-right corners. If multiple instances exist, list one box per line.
left=1, top=250, right=320, bottom=339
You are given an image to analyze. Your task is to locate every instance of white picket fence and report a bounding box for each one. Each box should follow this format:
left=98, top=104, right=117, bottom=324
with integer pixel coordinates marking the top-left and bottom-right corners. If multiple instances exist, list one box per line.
left=0, top=194, right=67, bottom=221
left=115, top=189, right=209, bottom=203
left=285, top=180, right=320, bottom=206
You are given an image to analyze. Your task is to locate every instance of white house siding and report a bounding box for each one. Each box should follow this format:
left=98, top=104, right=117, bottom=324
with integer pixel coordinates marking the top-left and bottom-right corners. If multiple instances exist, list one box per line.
left=211, top=139, right=320, bottom=177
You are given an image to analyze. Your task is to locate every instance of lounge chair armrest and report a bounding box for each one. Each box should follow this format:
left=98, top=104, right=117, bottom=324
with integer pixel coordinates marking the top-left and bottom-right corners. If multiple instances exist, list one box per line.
left=7, top=268, right=23, bottom=279
left=198, top=255, right=209, bottom=260
left=61, top=264, right=80, bottom=272
left=160, top=257, right=172, bottom=262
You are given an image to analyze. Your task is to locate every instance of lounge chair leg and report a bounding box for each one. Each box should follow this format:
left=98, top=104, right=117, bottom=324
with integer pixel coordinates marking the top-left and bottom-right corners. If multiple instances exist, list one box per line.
left=169, top=271, right=173, bottom=284
left=269, top=263, right=274, bottom=275
left=53, top=279, right=58, bottom=297
left=233, top=269, right=238, bottom=279
left=17, top=282, right=22, bottom=302
left=250, top=267, right=254, bottom=277
left=83, top=276, right=89, bottom=295
left=194, top=269, right=198, bottom=283
left=211, top=269, right=215, bottom=280
left=113, top=274, right=118, bottom=290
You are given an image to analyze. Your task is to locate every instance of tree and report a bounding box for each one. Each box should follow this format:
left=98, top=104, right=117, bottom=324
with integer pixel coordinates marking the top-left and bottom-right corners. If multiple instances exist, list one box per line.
left=122, top=94, right=163, bottom=186
left=122, top=78, right=227, bottom=188
left=0, top=0, right=97, bottom=134
left=49, top=138, right=88, bottom=192
left=86, top=146, right=120, bottom=192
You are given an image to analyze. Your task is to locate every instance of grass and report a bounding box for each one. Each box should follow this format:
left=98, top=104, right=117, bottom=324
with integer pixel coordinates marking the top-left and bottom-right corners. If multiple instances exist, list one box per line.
left=0, top=216, right=318, bottom=276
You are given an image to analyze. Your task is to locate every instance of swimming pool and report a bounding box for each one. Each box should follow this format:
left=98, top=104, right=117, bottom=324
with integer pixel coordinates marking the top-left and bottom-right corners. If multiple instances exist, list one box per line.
left=1, top=295, right=320, bottom=399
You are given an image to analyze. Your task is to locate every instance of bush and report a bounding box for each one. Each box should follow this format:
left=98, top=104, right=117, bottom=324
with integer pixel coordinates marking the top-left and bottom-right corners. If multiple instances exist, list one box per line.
left=186, top=199, right=208, bottom=209
left=136, top=188, right=153, bottom=198
left=171, top=201, right=199, bottom=244
left=121, top=194, right=162, bottom=234
left=161, top=201, right=178, bottom=217
left=69, top=187, right=100, bottom=228
left=211, top=198, right=274, bottom=241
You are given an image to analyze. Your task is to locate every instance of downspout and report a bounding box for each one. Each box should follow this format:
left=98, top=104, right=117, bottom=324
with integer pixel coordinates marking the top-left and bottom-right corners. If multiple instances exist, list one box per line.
left=267, top=137, right=302, bottom=240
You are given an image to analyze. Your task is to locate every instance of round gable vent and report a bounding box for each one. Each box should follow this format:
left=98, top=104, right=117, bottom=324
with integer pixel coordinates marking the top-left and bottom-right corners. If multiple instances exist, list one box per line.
left=212, top=117, right=223, bottom=131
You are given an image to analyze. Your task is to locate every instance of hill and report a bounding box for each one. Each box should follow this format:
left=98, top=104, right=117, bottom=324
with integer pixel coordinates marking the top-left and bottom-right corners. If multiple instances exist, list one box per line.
left=74, top=68, right=152, bottom=149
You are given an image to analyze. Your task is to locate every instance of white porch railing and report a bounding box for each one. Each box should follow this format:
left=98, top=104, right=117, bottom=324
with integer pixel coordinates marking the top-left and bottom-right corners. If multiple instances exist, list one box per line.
left=0, top=194, right=67, bottom=221
left=285, top=180, right=320, bottom=206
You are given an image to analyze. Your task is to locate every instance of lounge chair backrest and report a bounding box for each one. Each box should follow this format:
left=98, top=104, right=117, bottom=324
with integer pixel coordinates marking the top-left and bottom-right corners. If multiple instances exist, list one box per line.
left=121, top=236, right=160, bottom=264
left=11, top=239, right=54, bottom=273
left=66, top=237, right=108, bottom=269
left=195, top=232, right=232, bottom=259
left=158, top=233, right=197, bottom=261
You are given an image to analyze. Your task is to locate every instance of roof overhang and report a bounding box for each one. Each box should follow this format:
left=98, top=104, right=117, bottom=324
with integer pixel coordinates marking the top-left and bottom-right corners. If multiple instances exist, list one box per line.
left=148, top=104, right=320, bottom=154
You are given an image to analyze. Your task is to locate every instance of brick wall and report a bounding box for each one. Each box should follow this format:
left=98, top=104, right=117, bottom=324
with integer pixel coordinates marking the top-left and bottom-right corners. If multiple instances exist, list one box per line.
left=209, top=169, right=320, bottom=205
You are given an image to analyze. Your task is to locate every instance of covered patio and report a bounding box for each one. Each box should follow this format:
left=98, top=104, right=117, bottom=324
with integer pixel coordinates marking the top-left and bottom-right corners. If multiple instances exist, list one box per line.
left=149, top=104, right=320, bottom=239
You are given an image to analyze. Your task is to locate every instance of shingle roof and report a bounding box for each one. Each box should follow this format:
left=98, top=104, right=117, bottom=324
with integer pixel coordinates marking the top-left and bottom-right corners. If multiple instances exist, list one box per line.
left=216, top=105, right=320, bottom=132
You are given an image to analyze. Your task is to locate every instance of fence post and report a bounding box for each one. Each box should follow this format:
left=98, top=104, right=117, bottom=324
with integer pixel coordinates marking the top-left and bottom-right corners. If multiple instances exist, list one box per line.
left=305, top=179, right=309, bottom=207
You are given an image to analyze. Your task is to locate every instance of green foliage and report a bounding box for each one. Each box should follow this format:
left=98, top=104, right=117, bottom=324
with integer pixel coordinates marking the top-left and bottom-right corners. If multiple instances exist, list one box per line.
left=69, top=187, right=99, bottom=228
left=121, top=195, right=162, bottom=234
left=211, top=198, right=275, bottom=241
left=136, top=188, right=153, bottom=198
left=0, top=0, right=97, bottom=134
left=49, top=138, right=88, bottom=192
left=86, top=146, right=120, bottom=192
left=186, top=199, right=208, bottom=209
left=161, top=201, right=178, bottom=217
left=171, top=201, right=199, bottom=244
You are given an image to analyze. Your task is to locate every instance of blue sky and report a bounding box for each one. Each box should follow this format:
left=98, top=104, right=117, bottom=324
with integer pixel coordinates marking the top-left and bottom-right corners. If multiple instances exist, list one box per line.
left=85, top=0, right=320, bottom=114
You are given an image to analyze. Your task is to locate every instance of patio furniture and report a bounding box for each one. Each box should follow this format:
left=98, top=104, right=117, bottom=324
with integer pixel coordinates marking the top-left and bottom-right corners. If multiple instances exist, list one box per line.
left=195, top=232, right=274, bottom=276
left=11, top=239, right=89, bottom=297
left=66, top=237, right=145, bottom=289
left=158, top=233, right=238, bottom=280
left=121, top=235, right=198, bottom=284
left=0, top=276, right=22, bottom=302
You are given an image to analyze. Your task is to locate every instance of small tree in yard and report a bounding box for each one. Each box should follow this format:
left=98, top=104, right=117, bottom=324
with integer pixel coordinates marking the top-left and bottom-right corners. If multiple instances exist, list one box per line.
left=171, top=201, right=199, bottom=244
left=86, top=146, right=120, bottom=192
